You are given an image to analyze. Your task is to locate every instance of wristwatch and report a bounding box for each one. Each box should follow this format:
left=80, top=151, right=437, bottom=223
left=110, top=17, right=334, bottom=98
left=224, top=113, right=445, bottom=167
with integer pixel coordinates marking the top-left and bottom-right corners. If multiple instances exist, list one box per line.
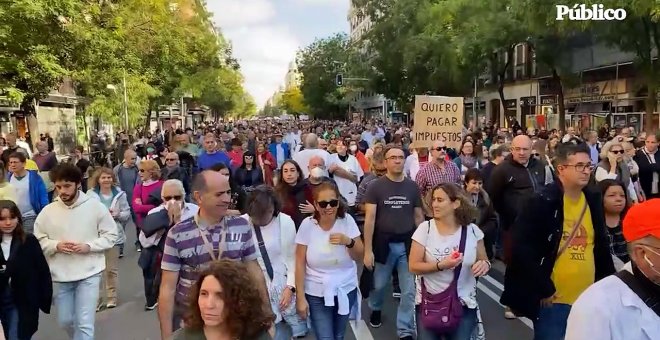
left=347, top=238, right=356, bottom=249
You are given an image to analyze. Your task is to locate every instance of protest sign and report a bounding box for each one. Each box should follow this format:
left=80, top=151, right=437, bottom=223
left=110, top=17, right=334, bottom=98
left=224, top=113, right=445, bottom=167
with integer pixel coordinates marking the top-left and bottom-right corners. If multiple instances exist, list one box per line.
left=412, top=95, right=463, bottom=150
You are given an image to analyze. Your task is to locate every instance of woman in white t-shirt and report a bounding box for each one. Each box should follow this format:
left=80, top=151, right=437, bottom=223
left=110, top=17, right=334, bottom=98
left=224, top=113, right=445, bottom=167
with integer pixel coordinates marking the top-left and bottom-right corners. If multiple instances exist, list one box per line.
left=295, top=181, right=364, bottom=340
left=409, top=183, right=491, bottom=340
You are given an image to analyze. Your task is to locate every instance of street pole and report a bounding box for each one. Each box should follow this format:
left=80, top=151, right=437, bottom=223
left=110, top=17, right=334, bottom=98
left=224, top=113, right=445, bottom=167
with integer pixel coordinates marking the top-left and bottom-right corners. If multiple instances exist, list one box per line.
left=169, top=104, right=173, bottom=130
left=473, top=77, right=478, bottom=129
left=181, top=96, right=186, bottom=128
left=123, top=69, right=129, bottom=133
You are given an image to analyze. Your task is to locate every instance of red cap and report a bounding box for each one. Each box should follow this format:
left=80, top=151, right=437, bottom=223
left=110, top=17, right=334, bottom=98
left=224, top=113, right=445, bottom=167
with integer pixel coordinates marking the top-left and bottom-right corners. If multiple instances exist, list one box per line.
left=622, top=199, right=660, bottom=242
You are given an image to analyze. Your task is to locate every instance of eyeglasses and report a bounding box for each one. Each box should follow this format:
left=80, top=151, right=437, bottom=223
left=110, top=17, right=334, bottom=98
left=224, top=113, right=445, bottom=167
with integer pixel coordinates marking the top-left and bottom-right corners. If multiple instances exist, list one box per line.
left=163, top=195, right=183, bottom=201
left=562, top=163, right=594, bottom=172
left=386, top=156, right=405, bottom=160
left=166, top=158, right=177, bottom=161
left=317, top=199, right=339, bottom=208
left=434, top=146, right=447, bottom=151
left=610, top=150, right=624, bottom=154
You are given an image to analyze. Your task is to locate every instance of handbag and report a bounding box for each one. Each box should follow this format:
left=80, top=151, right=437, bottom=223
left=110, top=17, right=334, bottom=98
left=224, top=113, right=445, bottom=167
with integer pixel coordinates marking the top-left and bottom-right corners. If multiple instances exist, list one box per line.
left=253, top=216, right=308, bottom=335
left=419, top=223, right=467, bottom=334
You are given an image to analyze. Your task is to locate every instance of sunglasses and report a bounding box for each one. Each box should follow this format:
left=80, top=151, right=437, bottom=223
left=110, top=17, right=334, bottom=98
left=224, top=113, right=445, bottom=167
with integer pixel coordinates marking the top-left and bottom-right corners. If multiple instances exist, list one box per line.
left=166, top=158, right=177, bottom=161
left=533, top=153, right=540, bottom=157
left=163, top=195, right=183, bottom=201
left=317, top=199, right=339, bottom=209
left=610, top=150, right=624, bottom=154
left=138, top=169, right=146, bottom=172
left=434, top=146, right=447, bottom=151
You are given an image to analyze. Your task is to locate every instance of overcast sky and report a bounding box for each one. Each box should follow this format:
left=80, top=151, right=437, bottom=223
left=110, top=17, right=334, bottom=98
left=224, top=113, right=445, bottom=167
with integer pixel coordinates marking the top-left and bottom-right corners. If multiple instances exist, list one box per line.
left=207, top=0, right=350, bottom=107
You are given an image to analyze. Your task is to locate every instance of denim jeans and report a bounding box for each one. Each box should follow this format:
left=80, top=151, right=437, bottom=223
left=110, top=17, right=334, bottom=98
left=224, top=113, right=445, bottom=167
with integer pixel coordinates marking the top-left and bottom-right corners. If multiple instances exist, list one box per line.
left=56, top=272, right=102, bottom=340
left=306, top=288, right=357, bottom=340
left=274, top=321, right=293, bottom=340
left=416, top=305, right=478, bottom=340
left=22, top=215, right=36, bottom=234
left=0, top=288, right=21, bottom=340
left=368, top=242, right=415, bottom=337
left=533, top=303, right=571, bottom=340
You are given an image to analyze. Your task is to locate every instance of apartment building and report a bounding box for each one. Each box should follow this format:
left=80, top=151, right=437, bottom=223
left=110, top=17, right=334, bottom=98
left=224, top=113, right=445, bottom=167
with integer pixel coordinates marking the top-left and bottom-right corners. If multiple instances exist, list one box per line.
left=347, top=1, right=389, bottom=120
left=471, top=33, right=656, bottom=132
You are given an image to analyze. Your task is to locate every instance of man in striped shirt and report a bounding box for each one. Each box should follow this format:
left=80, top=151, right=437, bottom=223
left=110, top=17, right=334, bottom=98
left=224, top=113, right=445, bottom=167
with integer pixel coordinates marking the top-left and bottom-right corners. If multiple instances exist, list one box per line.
left=157, top=171, right=268, bottom=338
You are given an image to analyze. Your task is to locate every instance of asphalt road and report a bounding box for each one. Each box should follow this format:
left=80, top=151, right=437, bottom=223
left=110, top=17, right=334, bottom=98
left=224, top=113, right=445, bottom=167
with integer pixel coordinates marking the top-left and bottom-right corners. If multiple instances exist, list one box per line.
left=34, top=225, right=533, bottom=340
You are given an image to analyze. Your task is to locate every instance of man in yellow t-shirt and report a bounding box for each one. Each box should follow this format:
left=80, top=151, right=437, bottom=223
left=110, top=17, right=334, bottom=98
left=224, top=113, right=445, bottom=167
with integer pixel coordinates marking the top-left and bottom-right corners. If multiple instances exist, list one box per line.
left=551, top=193, right=596, bottom=305
left=500, top=142, right=615, bottom=340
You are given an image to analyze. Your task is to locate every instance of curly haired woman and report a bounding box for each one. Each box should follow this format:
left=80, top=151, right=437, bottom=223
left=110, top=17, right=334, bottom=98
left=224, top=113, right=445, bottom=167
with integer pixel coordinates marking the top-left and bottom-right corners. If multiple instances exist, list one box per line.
left=173, top=260, right=275, bottom=340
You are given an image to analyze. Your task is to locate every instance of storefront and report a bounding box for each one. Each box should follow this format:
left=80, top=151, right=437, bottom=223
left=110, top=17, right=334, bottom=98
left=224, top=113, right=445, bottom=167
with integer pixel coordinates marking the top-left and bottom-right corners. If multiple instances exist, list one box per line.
left=503, top=99, right=518, bottom=128
left=464, top=101, right=487, bottom=126
left=564, top=79, right=631, bottom=131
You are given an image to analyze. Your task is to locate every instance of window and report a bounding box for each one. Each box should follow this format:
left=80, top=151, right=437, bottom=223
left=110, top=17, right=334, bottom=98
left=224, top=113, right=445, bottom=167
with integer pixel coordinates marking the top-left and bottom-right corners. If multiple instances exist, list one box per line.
left=516, top=44, right=525, bottom=65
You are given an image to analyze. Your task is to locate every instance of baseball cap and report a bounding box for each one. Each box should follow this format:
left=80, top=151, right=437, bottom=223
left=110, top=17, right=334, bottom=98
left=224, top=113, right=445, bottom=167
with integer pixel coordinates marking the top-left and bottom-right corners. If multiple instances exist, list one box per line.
left=622, top=199, right=660, bottom=242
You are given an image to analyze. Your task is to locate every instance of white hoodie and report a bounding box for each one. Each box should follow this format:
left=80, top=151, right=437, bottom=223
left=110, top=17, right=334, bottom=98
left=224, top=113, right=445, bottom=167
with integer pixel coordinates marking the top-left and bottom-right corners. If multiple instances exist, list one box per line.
left=34, top=191, right=118, bottom=282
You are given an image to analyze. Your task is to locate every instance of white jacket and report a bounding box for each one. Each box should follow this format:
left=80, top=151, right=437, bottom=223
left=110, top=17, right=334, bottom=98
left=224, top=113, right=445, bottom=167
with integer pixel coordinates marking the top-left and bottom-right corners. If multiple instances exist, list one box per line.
left=565, top=263, right=659, bottom=339
left=86, top=187, right=131, bottom=246
left=404, top=151, right=421, bottom=180
left=34, top=191, right=118, bottom=282
left=241, top=212, right=297, bottom=288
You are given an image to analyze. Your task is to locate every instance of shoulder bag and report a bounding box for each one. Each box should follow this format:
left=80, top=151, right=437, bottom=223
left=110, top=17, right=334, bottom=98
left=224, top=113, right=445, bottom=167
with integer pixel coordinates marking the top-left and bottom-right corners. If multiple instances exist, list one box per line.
left=616, top=270, right=660, bottom=317
left=557, top=201, right=588, bottom=258
left=419, top=222, right=467, bottom=334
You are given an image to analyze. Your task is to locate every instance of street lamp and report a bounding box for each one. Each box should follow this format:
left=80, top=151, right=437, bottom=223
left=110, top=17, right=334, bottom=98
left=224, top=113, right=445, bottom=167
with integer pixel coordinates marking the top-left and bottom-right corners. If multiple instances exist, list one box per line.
left=106, top=70, right=129, bottom=132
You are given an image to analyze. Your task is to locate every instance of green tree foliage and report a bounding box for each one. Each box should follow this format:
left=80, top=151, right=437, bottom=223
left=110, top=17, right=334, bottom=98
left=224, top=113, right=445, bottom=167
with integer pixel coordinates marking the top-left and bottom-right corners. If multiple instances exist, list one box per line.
left=577, top=0, right=660, bottom=131
left=279, top=87, right=309, bottom=114
left=0, top=0, right=81, bottom=107
left=1, top=0, right=252, bottom=129
left=297, top=33, right=352, bottom=120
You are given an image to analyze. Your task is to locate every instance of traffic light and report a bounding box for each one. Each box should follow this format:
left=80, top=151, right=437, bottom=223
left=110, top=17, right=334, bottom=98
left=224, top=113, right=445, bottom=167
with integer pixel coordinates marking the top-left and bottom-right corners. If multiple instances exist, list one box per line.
left=336, top=74, right=343, bottom=86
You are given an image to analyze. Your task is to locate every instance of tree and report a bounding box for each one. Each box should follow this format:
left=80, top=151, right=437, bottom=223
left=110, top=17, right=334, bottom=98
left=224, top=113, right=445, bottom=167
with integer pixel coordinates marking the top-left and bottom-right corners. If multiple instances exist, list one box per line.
left=0, top=0, right=83, bottom=108
left=354, top=0, right=472, bottom=111
left=581, top=0, right=660, bottom=131
left=445, top=0, right=528, bottom=124
left=297, top=33, right=352, bottom=119
left=279, top=87, right=309, bottom=114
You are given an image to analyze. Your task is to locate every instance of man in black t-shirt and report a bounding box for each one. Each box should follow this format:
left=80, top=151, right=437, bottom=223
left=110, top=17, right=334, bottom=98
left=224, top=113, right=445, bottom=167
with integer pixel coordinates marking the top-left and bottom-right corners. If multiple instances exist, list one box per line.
left=363, top=145, right=424, bottom=340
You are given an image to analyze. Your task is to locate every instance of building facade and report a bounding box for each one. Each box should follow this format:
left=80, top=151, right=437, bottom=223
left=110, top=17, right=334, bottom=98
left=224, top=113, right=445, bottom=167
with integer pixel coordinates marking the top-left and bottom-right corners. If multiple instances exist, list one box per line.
left=347, top=1, right=388, bottom=120
left=468, top=35, right=657, bottom=132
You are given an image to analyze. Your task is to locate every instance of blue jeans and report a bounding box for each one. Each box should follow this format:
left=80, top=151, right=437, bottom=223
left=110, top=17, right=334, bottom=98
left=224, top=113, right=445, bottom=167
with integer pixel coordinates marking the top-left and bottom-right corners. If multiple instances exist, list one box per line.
left=56, top=272, right=102, bottom=340
left=368, top=242, right=415, bottom=337
left=533, top=303, right=571, bottom=340
left=0, top=289, right=21, bottom=340
left=274, top=321, right=293, bottom=340
left=416, top=305, right=477, bottom=340
left=306, top=288, right=357, bottom=340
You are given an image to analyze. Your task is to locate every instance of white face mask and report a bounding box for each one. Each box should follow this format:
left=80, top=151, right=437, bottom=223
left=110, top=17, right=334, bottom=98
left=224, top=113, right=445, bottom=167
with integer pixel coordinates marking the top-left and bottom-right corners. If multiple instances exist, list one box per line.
left=349, top=145, right=357, bottom=152
left=309, top=166, right=326, bottom=179
left=643, top=246, right=660, bottom=282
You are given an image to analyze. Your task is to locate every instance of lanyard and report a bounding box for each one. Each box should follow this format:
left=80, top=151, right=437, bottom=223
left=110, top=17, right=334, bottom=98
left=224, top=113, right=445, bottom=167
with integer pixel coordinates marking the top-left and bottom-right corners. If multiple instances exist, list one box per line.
left=198, top=220, right=227, bottom=261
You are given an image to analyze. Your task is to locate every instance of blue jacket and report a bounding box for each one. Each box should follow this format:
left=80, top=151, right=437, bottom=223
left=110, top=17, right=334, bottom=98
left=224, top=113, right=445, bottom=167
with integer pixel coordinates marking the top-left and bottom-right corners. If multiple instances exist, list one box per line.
left=7, top=170, right=49, bottom=214
left=268, top=142, right=291, bottom=166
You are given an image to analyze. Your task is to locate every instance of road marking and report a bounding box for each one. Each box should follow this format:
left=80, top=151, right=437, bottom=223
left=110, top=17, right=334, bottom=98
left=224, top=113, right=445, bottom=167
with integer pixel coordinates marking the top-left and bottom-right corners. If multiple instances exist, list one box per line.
left=350, top=319, right=375, bottom=340
left=482, top=274, right=505, bottom=291
left=477, top=282, right=534, bottom=329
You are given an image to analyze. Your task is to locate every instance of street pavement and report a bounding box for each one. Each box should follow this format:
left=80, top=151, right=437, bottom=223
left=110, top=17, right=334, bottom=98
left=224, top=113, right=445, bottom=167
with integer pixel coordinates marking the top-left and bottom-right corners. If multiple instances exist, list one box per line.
left=34, top=225, right=533, bottom=340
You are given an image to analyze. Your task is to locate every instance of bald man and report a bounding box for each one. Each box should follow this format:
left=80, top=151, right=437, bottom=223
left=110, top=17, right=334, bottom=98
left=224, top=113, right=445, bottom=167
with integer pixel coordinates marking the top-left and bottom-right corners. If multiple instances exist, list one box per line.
left=293, top=133, right=331, bottom=178
left=487, top=134, right=549, bottom=260
left=158, top=171, right=269, bottom=337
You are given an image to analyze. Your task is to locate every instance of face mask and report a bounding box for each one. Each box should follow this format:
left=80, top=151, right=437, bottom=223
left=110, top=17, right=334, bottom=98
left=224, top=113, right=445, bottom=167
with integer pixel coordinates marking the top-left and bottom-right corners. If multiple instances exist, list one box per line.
left=643, top=246, right=660, bottom=280
left=310, top=166, right=326, bottom=179
left=349, top=145, right=357, bottom=152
